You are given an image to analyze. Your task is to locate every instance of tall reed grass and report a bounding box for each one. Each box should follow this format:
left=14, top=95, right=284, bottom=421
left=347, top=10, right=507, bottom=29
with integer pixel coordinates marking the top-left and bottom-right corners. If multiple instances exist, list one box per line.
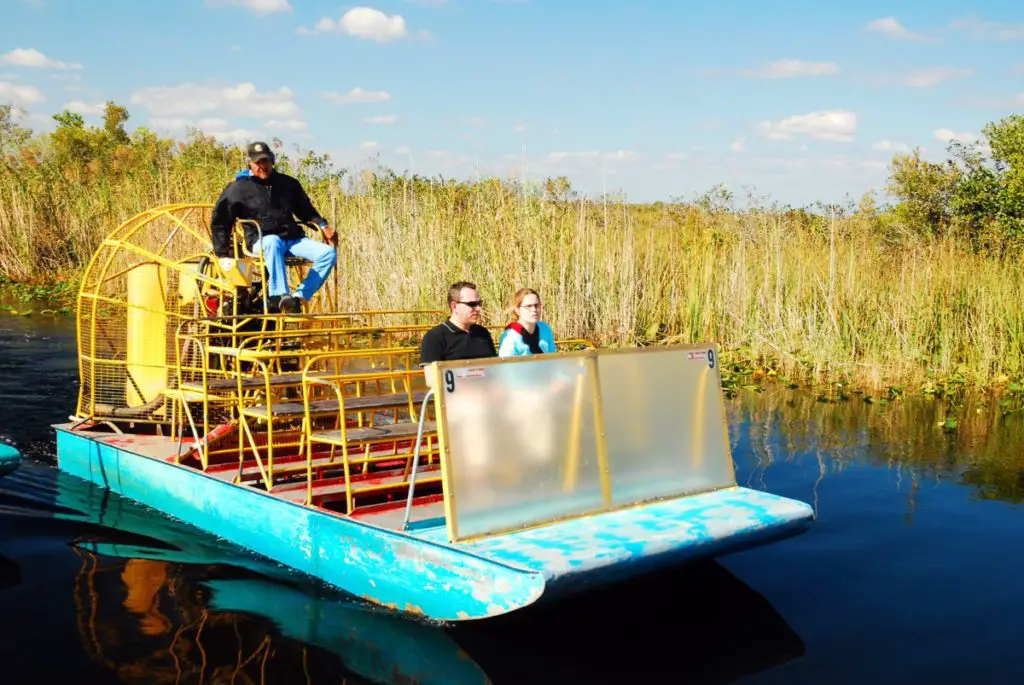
left=325, top=180, right=1024, bottom=394
left=1, top=124, right=1021, bottom=394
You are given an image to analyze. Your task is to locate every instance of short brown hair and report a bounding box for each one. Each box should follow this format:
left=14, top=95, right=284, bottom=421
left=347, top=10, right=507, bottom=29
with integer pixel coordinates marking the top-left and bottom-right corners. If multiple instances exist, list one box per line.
left=447, top=281, right=477, bottom=306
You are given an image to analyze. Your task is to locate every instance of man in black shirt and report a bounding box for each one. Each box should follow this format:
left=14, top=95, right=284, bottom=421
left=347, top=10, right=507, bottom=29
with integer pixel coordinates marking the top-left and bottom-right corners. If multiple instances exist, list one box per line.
left=210, top=141, right=338, bottom=313
left=420, top=281, right=497, bottom=363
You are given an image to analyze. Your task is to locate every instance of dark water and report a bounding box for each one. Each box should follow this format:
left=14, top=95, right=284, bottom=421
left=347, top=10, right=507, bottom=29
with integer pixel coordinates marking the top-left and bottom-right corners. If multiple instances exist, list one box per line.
left=2, top=304, right=1024, bottom=684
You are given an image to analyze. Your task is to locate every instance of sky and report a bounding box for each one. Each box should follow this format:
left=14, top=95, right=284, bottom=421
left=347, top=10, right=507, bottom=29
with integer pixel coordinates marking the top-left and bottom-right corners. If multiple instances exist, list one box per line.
left=0, top=0, right=1021, bottom=206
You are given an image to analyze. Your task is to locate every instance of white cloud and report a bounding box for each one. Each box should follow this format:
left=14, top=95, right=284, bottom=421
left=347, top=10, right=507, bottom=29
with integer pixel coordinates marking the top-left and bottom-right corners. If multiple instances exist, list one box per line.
left=545, top=150, right=639, bottom=164
left=750, top=155, right=888, bottom=173
left=64, top=100, right=105, bottom=116
left=394, top=145, right=411, bottom=154
left=359, top=140, right=380, bottom=149
left=299, top=7, right=409, bottom=42
left=265, top=118, right=307, bottom=131
left=934, top=128, right=980, bottom=144
left=757, top=109, right=858, bottom=142
left=866, top=17, right=935, bottom=42
left=362, top=114, right=398, bottom=124
left=730, top=137, right=747, bottom=153
left=0, top=81, right=44, bottom=105
left=319, top=87, right=391, bottom=104
left=948, top=17, right=1024, bottom=41
left=872, top=140, right=910, bottom=153
left=207, top=0, right=292, bottom=15
left=900, top=67, right=972, bottom=87
left=0, top=48, right=82, bottom=69
left=130, top=82, right=299, bottom=118
left=512, top=119, right=526, bottom=132
left=740, top=59, right=840, bottom=79
left=149, top=116, right=263, bottom=145
left=151, top=116, right=229, bottom=131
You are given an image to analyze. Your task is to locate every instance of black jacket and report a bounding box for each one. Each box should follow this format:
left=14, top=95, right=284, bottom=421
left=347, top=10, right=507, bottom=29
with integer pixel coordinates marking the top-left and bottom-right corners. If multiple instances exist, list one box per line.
left=210, top=171, right=327, bottom=258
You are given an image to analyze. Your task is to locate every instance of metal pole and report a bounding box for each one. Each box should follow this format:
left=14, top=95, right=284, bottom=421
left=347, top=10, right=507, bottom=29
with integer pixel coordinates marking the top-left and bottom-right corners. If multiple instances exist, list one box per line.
left=401, top=388, right=434, bottom=531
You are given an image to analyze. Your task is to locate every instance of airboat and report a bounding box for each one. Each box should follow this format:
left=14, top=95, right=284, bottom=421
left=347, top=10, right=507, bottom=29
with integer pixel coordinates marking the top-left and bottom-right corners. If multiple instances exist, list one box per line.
left=53, top=203, right=814, bottom=621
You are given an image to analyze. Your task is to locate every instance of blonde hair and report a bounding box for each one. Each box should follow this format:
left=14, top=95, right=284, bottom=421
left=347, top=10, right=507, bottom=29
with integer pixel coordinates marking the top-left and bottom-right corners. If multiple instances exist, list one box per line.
left=507, top=287, right=540, bottom=323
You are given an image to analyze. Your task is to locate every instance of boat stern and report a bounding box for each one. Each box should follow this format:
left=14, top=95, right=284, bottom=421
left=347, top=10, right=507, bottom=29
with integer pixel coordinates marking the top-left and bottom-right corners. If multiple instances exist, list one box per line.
left=420, top=486, right=812, bottom=597
left=417, top=343, right=816, bottom=603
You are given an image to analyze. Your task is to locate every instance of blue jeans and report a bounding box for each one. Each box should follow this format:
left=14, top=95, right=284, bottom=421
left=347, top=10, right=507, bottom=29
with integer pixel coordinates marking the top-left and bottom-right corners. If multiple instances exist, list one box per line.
left=255, top=234, right=337, bottom=300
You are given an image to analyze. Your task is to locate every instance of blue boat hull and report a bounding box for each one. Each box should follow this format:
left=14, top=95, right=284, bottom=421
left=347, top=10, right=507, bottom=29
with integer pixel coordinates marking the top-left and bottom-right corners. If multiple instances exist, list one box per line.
left=54, top=425, right=545, bottom=621
left=54, top=423, right=814, bottom=622
left=0, top=443, right=20, bottom=477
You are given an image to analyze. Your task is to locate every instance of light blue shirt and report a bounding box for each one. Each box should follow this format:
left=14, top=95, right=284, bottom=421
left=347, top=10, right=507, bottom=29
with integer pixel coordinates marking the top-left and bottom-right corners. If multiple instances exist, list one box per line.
left=498, top=321, right=556, bottom=357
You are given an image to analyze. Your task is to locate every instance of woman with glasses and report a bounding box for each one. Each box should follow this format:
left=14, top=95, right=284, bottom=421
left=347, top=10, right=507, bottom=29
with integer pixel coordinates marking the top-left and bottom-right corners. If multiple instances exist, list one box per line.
left=498, top=287, right=556, bottom=357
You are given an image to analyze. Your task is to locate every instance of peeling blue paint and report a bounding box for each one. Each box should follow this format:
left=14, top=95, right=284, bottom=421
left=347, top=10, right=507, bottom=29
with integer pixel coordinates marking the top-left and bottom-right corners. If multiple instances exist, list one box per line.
left=415, top=487, right=814, bottom=597
left=55, top=426, right=545, bottom=622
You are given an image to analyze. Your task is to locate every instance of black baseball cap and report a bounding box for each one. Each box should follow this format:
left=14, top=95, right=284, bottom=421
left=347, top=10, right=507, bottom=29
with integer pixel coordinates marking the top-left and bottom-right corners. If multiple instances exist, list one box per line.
left=247, top=141, right=275, bottom=163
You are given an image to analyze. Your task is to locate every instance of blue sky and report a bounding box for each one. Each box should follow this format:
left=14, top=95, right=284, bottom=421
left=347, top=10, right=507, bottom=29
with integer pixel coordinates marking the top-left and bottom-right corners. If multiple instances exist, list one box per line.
left=1, top=0, right=1021, bottom=206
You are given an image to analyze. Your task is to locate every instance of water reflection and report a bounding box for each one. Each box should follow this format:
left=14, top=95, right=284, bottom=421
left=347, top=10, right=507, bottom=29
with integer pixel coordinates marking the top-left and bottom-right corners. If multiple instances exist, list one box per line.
left=2, top=463, right=489, bottom=685
left=1, top=462, right=806, bottom=684
left=732, top=386, right=1024, bottom=511
left=450, top=561, right=805, bottom=685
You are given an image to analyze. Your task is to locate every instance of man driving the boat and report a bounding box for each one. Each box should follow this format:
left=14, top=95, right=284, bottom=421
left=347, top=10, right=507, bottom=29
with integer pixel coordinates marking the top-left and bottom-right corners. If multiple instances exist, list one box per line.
left=420, top=281, right=497, bottom=365
left=210, top=141, right=338, bottom=314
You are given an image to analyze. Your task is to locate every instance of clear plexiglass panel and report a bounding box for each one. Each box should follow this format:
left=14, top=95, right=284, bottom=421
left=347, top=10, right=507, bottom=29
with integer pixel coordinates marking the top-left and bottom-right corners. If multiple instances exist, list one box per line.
left=435, top=353, right=606, bottom=540
left=433, top=344, right=737, bottom=542
left=597, top=345, right=736, bottom=506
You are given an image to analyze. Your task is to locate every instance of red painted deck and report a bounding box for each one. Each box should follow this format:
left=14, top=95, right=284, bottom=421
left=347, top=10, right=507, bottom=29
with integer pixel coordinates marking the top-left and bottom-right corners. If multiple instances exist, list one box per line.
left=71, top=424, right=446, bottom=531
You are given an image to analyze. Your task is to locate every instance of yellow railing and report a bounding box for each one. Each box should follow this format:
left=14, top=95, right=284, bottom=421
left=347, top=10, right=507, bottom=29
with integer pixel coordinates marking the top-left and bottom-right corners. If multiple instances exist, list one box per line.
left=170, top=319, right=437, bottom=471
left=299, top=348, right=435, bottom=510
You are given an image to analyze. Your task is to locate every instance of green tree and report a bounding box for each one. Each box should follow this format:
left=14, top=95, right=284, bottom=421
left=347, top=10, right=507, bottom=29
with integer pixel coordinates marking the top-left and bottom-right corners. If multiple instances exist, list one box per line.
left=102, top=101, right=130, bottom=145
left=886, top=148, right=961, bottom=238
left=983, top=114, right=1024, bottom=241
left=0, top=104, right=32, bottom=157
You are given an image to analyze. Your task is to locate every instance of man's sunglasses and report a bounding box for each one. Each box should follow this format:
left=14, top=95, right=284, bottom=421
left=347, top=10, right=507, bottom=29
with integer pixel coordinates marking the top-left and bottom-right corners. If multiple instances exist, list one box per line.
left=458, top=300, right=484, bottom=308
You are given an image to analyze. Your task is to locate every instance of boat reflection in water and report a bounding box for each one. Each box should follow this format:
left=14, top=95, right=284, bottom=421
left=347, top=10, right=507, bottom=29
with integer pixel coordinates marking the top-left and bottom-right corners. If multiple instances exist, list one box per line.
left=3, top=463, right=805, bottom=684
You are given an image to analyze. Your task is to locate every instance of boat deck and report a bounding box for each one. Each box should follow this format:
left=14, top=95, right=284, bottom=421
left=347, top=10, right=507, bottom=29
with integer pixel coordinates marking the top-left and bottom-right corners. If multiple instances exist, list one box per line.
left=60, top=427, right=451, bottom=533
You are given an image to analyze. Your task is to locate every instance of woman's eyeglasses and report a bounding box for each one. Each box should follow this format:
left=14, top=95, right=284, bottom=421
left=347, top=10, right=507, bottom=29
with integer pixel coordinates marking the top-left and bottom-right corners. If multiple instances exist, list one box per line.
left=519, top=303, right=542, bottom=309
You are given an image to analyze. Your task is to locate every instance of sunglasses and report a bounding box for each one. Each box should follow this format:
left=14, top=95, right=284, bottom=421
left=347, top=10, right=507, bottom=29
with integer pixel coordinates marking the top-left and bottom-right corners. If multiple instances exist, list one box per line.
left=458, top=300, right=484, bottom=308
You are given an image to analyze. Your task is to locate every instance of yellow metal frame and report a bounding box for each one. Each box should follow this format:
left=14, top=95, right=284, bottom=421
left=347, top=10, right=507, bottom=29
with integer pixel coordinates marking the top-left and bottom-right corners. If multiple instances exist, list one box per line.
left=300, top=348, right=437, bottom=511
left=429, top=341, right=735, bottom=544
left=169, top=320, right=442, bottom=471
left=75, top=204, right=233, bottom=423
